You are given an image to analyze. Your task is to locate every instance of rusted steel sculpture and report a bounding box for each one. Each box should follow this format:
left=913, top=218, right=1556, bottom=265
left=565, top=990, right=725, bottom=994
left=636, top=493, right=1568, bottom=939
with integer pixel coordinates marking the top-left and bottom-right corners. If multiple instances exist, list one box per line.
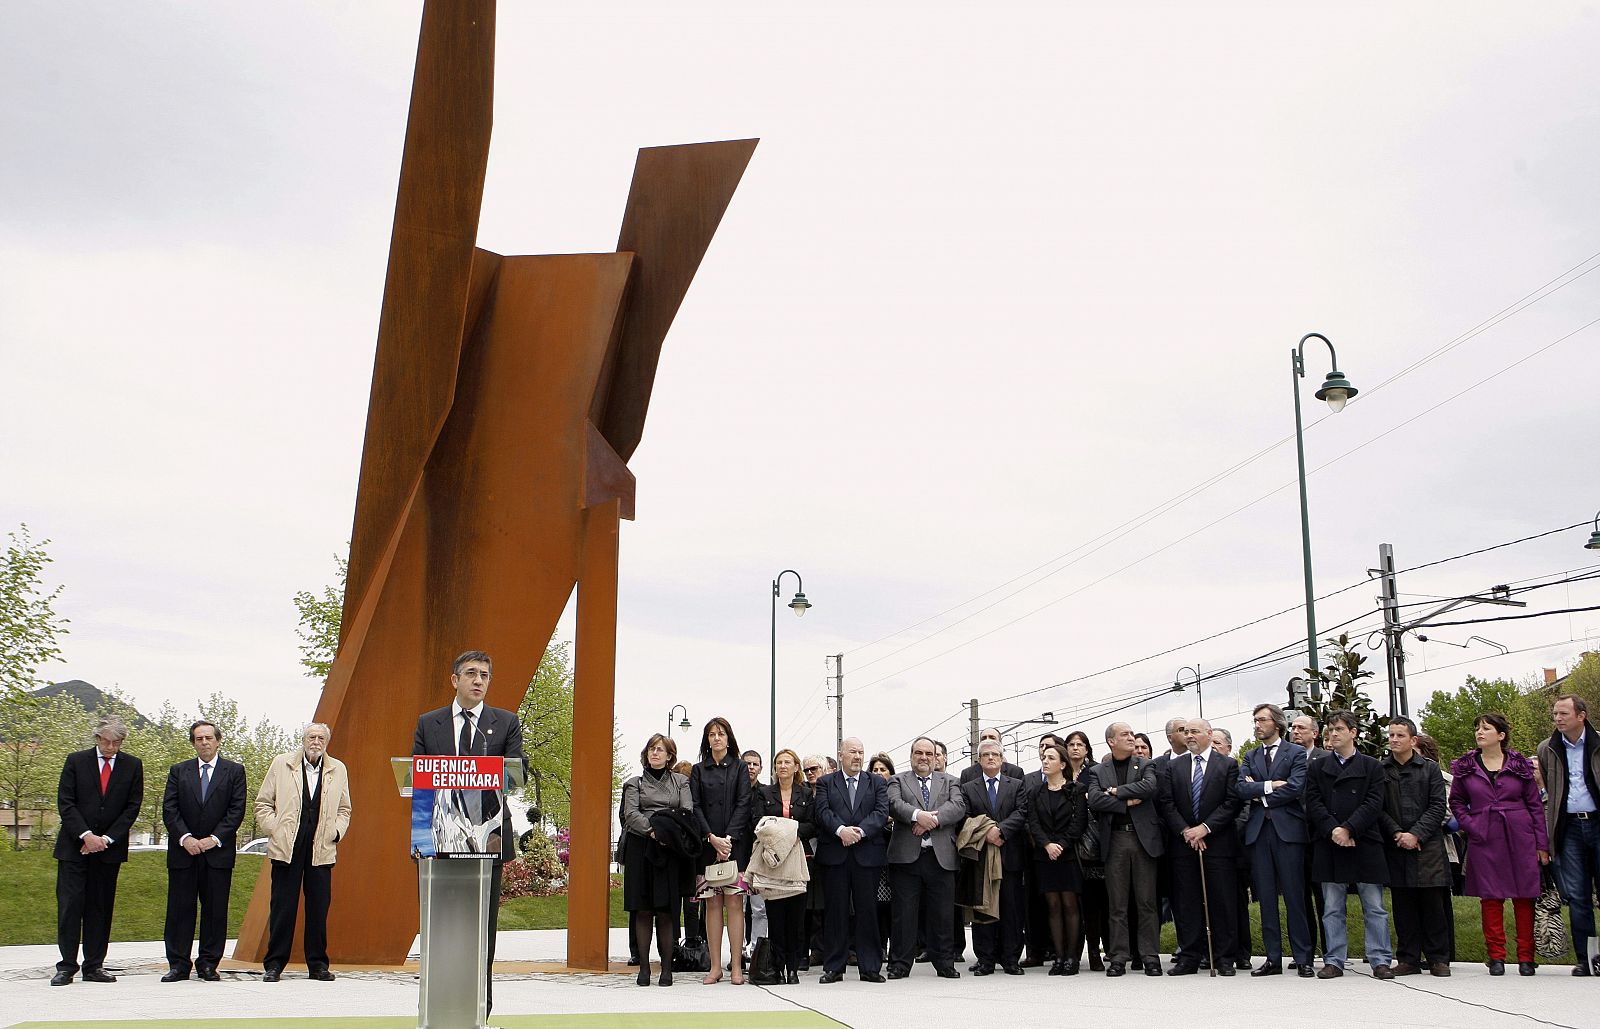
left=233, top=0, right=755, bottom=969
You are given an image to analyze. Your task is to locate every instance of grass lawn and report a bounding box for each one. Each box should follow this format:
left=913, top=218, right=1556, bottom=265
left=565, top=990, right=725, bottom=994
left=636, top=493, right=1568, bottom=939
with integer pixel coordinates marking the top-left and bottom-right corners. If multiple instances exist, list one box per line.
left=0, top=848, right=626, bottom=946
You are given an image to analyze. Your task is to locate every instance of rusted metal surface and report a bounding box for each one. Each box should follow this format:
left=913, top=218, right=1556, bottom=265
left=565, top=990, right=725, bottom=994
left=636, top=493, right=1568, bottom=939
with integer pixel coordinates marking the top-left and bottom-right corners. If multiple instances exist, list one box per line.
left=234, top=0, right=755, bottom=968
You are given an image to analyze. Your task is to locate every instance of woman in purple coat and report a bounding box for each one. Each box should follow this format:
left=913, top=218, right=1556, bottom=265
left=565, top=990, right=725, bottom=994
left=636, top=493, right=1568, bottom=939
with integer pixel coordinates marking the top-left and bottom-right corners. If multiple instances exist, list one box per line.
left=1448, top=712, right=1550, bottom=976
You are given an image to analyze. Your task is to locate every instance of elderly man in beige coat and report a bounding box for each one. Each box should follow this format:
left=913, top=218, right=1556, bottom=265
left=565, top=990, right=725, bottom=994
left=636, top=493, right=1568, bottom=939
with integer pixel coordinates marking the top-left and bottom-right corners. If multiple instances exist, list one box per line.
left=256, top=722, right=352, bottom=981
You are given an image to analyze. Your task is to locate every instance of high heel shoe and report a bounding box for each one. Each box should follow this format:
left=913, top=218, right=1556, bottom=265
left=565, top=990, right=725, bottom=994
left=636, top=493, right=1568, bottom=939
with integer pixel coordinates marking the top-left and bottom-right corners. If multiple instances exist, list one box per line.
left=636, top=965, right=651, bottom=986
left=702, top=970, right=722, bottom=985
left=1063, top=958, right=1081, bottom=976
left=730, top=964, right=745, bottom=985
left=1048, top=959, right=1065, bottom=976
left=658, top=968, right=673, bottom=987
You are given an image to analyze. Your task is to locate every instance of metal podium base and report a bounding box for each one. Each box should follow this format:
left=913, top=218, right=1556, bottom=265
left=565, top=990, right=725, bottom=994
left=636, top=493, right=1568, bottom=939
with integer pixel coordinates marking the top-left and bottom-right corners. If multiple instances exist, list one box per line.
left=418, top=857, right=493, bottom=1029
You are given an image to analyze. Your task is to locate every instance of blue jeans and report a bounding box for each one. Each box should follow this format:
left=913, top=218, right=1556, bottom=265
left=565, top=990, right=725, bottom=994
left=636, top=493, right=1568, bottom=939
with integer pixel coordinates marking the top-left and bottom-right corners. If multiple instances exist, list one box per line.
left=1557, top=816, right=1600, bottom=952
left=1321, top=882, right=1392, bottom=968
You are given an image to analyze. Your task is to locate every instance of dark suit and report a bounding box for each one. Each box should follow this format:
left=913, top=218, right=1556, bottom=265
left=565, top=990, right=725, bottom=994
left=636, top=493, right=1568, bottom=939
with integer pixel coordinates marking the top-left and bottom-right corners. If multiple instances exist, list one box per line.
left=961, top=772, right=1028, bottom=967
left=813, top=769, right=889, bottom=976
left=55, top=748, right=143, bottom=976
left=1237, top=739, right=1312, bottom=966
left=1158, top=749, right=1241, bottom=968
left=162, top=756, right=246, bottom=973
left=1085, top=755, right=1162, bottom=964
left=414, top=702, right=525, bottom=1010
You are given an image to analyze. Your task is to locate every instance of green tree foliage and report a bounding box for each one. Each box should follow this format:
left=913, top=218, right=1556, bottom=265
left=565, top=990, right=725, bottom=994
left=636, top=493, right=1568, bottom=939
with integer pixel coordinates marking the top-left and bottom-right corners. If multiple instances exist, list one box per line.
left=518, top=642, right=575, bottom=829
left=123, top=701, right=198, bottom=845
left=1419, top=655, right=1600, bottom=764
left=0, top=693, right=92, bottom=849
left=292, top=552, right=347, bottom=681
left=1297, top=632, right=1389, bottom=756
left=0, top=526, right=70, bottom=704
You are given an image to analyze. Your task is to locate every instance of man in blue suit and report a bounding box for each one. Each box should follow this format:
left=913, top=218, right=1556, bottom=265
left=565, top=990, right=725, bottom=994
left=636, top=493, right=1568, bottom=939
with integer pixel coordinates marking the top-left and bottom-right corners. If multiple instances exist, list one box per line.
left=1237, top=703, right=1313, bottom=977
left=813, top=736, right=890, bottom=983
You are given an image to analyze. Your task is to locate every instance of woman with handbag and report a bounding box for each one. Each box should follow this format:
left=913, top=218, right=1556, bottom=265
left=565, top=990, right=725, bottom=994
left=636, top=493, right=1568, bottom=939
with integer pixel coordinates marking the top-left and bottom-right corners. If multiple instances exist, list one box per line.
left=691, top=717, right=754, bottom=984
left=1064, top=730, right=1108, bottom=972
left=619, top=734, right=695, bottom=986
left=1028, top=741, right=1089, bottom=975
left=750, top=748, right=815, bottom=984
left=1449, top=712, right=1551, bottom=976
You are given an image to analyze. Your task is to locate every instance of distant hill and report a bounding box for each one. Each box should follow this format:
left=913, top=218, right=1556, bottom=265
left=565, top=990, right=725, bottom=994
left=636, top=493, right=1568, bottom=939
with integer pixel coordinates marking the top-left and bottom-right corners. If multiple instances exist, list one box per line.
left=32, top=679, right=151, bottom=727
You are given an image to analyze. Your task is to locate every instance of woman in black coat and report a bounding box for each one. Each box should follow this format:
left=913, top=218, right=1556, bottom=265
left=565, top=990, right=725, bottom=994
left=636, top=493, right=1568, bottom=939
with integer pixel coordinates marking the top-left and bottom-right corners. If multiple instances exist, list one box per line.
left=690, top=716, right=753, bottom=984
left=1029, top=741, right=1088, bottom=975
left=750, top=748, right=816, bottom=983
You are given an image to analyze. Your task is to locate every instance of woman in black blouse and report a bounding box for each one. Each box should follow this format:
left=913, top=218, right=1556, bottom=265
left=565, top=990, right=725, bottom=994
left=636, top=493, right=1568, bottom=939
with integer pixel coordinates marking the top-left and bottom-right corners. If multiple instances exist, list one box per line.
left=691, top=716, right=753, bottom=984
left=1028, top=741, right=1088, bottom=975
left=1064, top=730, right=1108, bottom=972
left=750, top=748, right=815, bottom=983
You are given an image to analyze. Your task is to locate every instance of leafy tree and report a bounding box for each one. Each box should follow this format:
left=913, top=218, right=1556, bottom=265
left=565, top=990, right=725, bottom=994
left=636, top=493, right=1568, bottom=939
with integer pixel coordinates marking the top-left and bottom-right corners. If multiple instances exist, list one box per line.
left=0, top=526, right=70, bottom=704
left=0, top=693, right=92, bottom=849
left=1297, top=632, right=1389, bottom=757
left=293, top=552, right=347, bottom=681
left=123, top=700, right=196, bottom=845
left=1418, top=674, right=1546, bottom=762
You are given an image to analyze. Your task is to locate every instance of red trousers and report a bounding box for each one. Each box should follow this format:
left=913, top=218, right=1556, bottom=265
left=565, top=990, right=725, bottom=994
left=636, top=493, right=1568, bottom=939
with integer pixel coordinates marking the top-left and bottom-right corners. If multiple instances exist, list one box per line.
left=1480, top=898, right=1534, bottom=962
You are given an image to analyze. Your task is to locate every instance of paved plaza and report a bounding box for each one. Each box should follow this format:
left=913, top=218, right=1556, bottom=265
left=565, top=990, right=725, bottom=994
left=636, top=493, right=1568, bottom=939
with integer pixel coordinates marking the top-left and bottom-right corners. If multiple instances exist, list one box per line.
left=3, top=929, right=1594, bottom=1029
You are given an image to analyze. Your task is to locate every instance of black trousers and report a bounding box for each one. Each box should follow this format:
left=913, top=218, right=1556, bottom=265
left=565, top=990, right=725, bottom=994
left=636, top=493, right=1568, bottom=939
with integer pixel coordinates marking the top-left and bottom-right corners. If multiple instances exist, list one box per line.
left=972, top=868, right=1025, bottom=967
left=56, top=858, right=121, bottom=974
left=264, top=858, right=333, bottom=971
left=1170, top=847, right=1237, bottom=965
left=889, top=850, right=954, bottom=970
left=822, top=861, right=882, bottom=974
left=487, top=862, right=502, bottom=1012
left=1390, top=885, right=1452, bottom=965
left=767, top=894, right=806, bottom=973
left=165, top=860, right=233, bottom=970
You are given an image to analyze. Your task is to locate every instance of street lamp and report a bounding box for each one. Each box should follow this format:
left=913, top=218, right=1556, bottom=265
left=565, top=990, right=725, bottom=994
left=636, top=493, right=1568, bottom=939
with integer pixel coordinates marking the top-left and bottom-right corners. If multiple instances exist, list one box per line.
left=1175, top=664, right=1203, bottom=717
left=1586, top=510, right=1600, bottom=550
left=666, top=704, right=691, bottom=740
left=1290, top=332, right=1359, bottom=700
left=771, top=570, right=812, bottom=764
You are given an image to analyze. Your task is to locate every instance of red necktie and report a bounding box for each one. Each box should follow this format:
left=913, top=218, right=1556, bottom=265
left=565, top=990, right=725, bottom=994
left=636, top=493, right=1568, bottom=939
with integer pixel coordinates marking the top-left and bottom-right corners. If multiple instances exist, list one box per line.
left=100, top=758, right=112, bottom=795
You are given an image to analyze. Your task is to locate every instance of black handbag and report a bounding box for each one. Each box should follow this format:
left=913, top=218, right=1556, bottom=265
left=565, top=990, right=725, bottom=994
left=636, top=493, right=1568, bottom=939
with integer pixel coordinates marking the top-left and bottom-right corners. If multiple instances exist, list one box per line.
left=674, top=936, right=710, bottom=972
left=749, top=936, right=781, bottom=985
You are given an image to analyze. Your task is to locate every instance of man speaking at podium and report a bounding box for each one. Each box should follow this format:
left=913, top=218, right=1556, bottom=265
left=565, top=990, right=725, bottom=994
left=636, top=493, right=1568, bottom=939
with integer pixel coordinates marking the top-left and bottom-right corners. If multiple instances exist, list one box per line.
left=413, top=650, right=525, bottom=1016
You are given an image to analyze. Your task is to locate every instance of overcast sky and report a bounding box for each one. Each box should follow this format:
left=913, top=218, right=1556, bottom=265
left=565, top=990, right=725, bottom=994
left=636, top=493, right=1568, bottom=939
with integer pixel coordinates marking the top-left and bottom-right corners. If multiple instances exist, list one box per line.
left=4, top=1, right=1598, bottom=775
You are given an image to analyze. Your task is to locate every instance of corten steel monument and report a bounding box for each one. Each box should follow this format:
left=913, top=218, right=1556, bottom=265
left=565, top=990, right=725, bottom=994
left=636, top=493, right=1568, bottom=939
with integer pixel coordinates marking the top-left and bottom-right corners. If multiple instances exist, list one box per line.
left=233, top=0, right=755, bottom=970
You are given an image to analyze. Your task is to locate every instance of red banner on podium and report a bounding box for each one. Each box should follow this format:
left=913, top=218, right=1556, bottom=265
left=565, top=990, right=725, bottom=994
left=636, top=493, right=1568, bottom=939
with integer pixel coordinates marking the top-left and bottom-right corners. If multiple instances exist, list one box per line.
left=412, top=755, right=505, bottom=791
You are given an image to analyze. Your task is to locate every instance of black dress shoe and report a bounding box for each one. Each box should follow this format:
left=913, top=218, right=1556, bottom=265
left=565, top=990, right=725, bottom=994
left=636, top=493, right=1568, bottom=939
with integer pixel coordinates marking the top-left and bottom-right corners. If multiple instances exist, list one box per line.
left=1019, top=955, right=1046, bottom=968
left=262, top=968, right=282, bottom=983
left=1144, top=960, right=1162, bottom=976
left=1487, top=959, right=1505, bottom=976
left=627, top=956, right=640, bottom=966
left=1287, top=959, right=1299, bottom=969
left=82, top=968, right=116, bottom=984
left=161, top=969, right=190, bottom=983
left=1168, top=962, right=1199, bottom=976
left=886, top=966, right=909, bottom=980
left=785, top=970, right=799, bottom=985
left=972, top=963, right=995, bottom=976
left=309, top=968, right=335, bottom=981
left=1235, top=958, right=1253, bottom=970
left=1062, top=958, right=1080, bottom=976
left=1573, top=961, right=1592, bottom=977
left=1298, top=966, right=1315, bottom=978
left=819, top=969, right=844, bottom=983
left=1002, top=964, right=1025, bottom=975
left=1105, top=961, right=1125, bottom=977
left=1251, top=963, right=1282, bottom=977
left=49, top=971, right=72, bottom=986
left=197, top=967, right=221, bottom=982
left=915, top=950, right=932, bottom=963
left=1519, top=961, right=1537, bottom=976
left=1218, top=965, right=1236, bottom=976
left=1047, top=959, right=1065, bottom=976
left=935, top=965, right=960, bottom=979
left=859, top=971, right=885, bottom=983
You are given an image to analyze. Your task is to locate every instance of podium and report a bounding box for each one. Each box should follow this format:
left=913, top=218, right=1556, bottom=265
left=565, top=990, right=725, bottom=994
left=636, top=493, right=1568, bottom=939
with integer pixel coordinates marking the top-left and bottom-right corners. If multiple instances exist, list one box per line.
left=393, top=755, right=526, bottom=1029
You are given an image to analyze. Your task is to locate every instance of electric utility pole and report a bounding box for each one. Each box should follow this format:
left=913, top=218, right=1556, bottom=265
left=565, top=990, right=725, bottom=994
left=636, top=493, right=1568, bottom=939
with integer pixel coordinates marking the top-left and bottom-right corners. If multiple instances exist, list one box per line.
left=825, top=654, right=844, bottom=755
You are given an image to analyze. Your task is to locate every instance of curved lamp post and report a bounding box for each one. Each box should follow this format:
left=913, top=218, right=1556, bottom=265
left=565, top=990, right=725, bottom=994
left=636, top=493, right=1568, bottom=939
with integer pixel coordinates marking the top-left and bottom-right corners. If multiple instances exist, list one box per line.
left=1175, top=664, right=1203, bottom=718
left=1291, top=332, right=1358, bottom=701
left=771, top=570, right=812, bottom=763
left=1586, top=510, right=1600, bottom=550
left=666, top=704, right=691, bottom=741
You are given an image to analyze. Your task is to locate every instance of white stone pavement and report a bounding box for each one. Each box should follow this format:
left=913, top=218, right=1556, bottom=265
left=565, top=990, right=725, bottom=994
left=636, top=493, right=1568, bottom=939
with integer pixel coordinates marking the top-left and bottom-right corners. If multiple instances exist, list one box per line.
left=3, top=932, right=1595, bottom=1029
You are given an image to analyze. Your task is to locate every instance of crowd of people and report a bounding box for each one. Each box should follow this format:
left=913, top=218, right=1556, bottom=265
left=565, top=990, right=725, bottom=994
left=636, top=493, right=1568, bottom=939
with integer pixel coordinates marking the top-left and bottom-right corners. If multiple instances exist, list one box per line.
left=619, top=695, right=1600, bottom=987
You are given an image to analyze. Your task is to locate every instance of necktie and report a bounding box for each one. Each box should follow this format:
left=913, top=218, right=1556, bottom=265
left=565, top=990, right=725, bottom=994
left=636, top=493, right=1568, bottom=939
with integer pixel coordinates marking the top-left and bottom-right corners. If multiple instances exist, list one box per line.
left=1264, top=745, right=1275, bottom=771
left=459, top=710, right=476, bottom=756
left=920, top=776, right=931, bottom=808
left=1191, top=756, right=1204, bottom=814
left=847, top=776, right=858, bottom=807
left=99, top=758, right=112, bottom=795
left=200, top=762, right=211, bottom=803
left=987, top=777, right=998, bottom=813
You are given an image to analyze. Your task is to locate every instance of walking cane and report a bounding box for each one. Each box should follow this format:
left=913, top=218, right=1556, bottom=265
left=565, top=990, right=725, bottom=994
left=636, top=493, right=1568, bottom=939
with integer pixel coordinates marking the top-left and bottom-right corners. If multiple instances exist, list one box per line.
left=1198, top=844, right=1216, bottom=978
